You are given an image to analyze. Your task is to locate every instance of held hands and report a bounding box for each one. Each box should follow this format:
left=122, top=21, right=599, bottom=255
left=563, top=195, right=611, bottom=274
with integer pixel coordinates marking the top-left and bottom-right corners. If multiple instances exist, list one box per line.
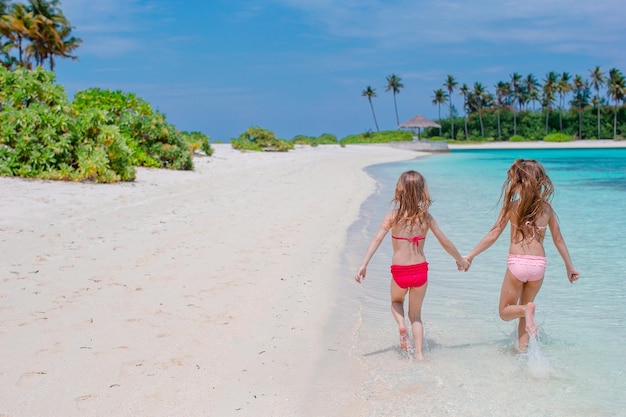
left=456, top=256, right=472, bottom=272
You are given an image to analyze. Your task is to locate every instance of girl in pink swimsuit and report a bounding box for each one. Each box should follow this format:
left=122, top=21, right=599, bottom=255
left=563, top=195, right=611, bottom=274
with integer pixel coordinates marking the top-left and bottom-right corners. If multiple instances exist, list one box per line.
left=465, top=159, right=580, bottom=351
left=355, top=170, right=469, bottom=361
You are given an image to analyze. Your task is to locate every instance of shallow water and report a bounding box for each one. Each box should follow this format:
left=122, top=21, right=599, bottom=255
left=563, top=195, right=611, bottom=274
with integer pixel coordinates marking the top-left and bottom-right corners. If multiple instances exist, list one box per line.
left=343, top=148, right=626, bottom=417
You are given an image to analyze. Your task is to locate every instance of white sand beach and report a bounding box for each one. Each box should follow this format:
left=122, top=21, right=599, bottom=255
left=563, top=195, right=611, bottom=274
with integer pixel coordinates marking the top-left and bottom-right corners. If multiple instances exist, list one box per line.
left=1, top=139, right=623, bottom=417
left=0, top=144, right=421, bottom=417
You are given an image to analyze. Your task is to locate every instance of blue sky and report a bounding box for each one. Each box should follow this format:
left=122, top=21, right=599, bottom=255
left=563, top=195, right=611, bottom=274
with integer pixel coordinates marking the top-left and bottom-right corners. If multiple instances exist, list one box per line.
left=55, top=0, right=626, bottom=142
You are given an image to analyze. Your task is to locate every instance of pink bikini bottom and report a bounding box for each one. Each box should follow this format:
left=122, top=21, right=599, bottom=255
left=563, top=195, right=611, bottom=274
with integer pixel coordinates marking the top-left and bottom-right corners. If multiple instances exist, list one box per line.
left=507, top=254, right=546, bottom=283
left=391, top=262, right=429, bottom=289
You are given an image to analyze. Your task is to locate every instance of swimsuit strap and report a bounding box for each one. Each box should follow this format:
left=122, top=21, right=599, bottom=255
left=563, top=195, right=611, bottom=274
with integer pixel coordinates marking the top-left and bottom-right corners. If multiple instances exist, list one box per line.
left=524, top=221, right=547, bottom=241
left=392, top=235, right=425, bottom=245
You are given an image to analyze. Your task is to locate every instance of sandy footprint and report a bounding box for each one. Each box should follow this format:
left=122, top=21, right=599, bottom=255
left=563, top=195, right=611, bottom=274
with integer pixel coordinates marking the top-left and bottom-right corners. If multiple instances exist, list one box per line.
left=75, top=393, right=99, bottom=405
left=17, top=371, right=47, bottom=387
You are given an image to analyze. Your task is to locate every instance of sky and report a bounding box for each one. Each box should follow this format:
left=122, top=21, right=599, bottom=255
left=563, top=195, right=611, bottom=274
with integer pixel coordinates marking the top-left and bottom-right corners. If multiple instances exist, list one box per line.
left=53, top=0, right=626, bottom=142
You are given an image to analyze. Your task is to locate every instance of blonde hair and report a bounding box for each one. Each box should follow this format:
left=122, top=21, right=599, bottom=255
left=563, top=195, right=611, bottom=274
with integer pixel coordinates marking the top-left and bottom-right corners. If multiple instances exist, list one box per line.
left=391, top=170, right=432, bottom=230
left=498, top=159, right=554, bottom=241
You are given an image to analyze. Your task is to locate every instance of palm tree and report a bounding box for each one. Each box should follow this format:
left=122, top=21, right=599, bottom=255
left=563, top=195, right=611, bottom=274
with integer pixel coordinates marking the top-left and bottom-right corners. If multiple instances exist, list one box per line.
left=557, top=72, right=572, bottom=132
left=495, top=81, right=510, bottom=140
left=459, top=83, right=469, bottom=140
left=542, top=71, right=558, bottom=134
left=589, top=66, right=606, bottom=139
left=361, top=86, right=380, bottom=132
left=431, top=88, right=448, bottom=136
left=525, top=74, right=540, bottom=111
left=444, top=75, right=458, bottom=139
left=46, top=21, right=81, bottom=70
left=472, top=82, right=487, bottom=138
left=517, top=84, right=529, bottom=111
left=1, top=3, right=33, bottom=66
left=385, top=74, right=404, bottom=126
left=25, top=0, right=81, bottom=70
left=510, top=72, right=522, bottom=135
left=607, top=68, right=626, bottom=139
left=571, top=75, right=590, bottom=140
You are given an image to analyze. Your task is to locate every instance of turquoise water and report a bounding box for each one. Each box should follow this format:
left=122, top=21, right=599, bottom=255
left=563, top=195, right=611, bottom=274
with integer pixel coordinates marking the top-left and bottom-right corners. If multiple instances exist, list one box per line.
left=345, top=148, right=626, bottom=417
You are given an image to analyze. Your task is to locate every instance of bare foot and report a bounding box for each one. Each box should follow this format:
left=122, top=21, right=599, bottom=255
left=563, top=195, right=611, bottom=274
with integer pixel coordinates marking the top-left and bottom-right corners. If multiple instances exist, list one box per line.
left=413, top=351, right=425, bottom=361
left=399, top=327, right=409, bottom=352
left=525, top=302, right=537, bottom=338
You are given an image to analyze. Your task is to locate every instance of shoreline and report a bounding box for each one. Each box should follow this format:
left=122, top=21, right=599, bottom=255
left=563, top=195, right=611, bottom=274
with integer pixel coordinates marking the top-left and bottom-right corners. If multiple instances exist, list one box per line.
left=447, top=138, right=626, bottom=150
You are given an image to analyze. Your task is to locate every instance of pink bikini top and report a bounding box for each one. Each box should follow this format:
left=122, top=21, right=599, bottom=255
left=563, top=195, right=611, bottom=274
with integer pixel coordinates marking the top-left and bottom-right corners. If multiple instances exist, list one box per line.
left=392, top=235, right=425, bottom=245
left=525, top=221, right=547, bottom=241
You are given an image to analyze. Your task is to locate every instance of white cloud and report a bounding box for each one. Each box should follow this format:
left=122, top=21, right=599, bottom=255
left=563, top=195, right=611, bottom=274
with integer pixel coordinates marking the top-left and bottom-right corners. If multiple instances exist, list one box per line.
left=270, top=0, right=626, bottom=57
left=59, top=0, right=171, bottom=57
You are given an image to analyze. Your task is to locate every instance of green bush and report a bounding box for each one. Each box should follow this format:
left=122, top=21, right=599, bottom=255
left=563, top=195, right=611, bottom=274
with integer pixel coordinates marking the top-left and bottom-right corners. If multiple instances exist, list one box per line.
left=181, top=131, right=213, bottom=156
left=72, top=88, right=153, bottom=117
left=544, top=133, right=573, bottom=142
left=74, top=89, right=194, bottom=170
left=340, top=130, right=413, bottom=144
left=72, top=109, right=135, bottom=182
left=0, top=67, right=203, bottom=182
left=317, top=133, right=338, bottom=144
left=291, top=134, right=318, bottom=146
left=0, top=68, right=79, bottom=179
left=510, top=134, right=527, bottom=142
left=231, top=126, right=294, bottom=152
left=291, top=133, right=338, bottom=147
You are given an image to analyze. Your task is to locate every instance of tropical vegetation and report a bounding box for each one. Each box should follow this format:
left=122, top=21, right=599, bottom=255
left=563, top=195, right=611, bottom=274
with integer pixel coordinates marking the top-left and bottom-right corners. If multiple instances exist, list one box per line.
left=0, top=0, right=81, bottom=70
left=231, top=126, right=294, bottom=152
left=0, top=66, right=210, bottom=182
left=0, top=1, right=215, bottom=182
left=292, top=133, right=339, bottom=147
left=341, top=130, right=412, bottom=144
left=361, top=66, right=626, bottom=142
left=385, top=74, right=404, bottom=126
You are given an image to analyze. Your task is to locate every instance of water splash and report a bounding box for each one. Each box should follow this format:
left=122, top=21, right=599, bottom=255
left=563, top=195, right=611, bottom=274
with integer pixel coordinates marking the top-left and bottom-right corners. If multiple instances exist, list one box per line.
left=526, top=336, right=551, bottom=379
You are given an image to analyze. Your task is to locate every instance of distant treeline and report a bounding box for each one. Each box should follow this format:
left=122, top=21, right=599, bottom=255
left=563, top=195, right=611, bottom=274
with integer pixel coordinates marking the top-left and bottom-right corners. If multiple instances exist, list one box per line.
left=363, top=69, right=626, bottom=141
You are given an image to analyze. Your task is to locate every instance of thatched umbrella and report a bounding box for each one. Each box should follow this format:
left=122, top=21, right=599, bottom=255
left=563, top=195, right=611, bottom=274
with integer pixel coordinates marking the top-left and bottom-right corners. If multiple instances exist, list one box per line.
left=398, top=114, right=441, bottom=140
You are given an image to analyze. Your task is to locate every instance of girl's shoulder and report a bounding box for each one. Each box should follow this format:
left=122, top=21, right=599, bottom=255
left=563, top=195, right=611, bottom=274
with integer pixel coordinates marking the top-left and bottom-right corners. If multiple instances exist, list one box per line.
left=540, top=201, right=555, bottom=216
left=382, top=210, right=396, bottom=226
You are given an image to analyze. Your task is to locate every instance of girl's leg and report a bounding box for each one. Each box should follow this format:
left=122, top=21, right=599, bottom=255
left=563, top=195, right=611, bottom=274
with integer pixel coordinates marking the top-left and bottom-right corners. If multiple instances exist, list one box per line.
left=498, top=269, right=524, bottom=322
left=517, top=280, right=543, bottom=348
left=499, top=269, right=543, bottom=350
left=407, top=283, right=428, bottom=360
left=390, top=280, right=409, bottom=351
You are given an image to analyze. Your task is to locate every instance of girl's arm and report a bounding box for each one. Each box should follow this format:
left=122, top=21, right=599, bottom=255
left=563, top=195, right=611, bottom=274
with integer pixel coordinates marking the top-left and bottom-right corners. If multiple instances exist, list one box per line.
left=428, top=214, right=469, bottom=270
left=355, top=211, right=393, bottom=283
left=548, top=208, right=580, bottom=283
left=465, top=215, right=508, bottom=263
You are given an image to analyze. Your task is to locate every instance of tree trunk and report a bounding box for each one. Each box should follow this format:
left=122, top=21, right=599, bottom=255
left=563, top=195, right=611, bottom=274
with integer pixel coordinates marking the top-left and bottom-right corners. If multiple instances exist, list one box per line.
left=438, top=105, right=442, bottom=136
left=597, top=94, right=601, bottom=139
left=369, top=99, right=379, bottom=131
left=464, top=117, right=468, bottom=140
left=393, top=94, right=399, bottom=126
left=497, top=108, right=501, bottom=140
left=578, top=108, right=583, bottom=139
left=614, top=106, right=618, bottom=139
left=449, top=103, right=455, bottom=139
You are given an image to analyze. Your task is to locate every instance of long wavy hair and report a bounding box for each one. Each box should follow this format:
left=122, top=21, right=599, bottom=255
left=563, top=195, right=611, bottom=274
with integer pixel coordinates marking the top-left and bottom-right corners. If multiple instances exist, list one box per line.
left=498, top=159, right=554, bottom=241
left=391, top=170, right=432, bottom=231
